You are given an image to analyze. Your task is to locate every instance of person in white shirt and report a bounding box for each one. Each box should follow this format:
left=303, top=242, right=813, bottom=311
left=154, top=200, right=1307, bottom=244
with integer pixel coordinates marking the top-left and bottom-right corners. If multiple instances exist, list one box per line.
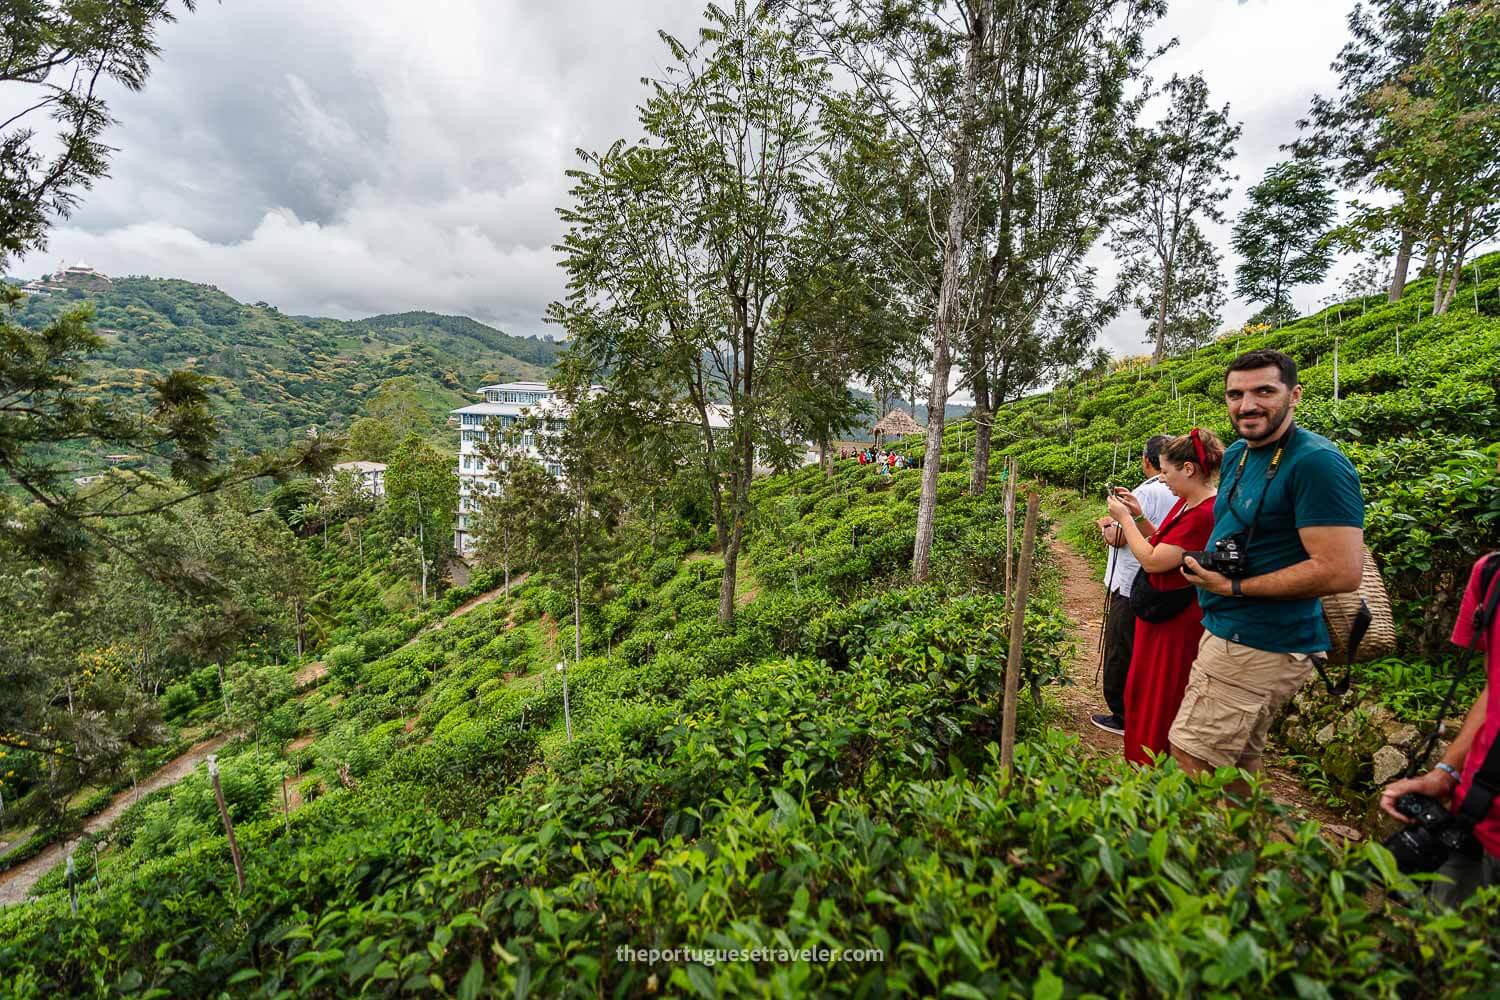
left=1091, top=436, right=1176, bottom=736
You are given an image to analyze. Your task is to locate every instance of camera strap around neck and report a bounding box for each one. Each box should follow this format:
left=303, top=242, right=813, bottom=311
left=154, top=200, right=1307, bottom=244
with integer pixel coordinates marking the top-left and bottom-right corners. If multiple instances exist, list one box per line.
left=1221, top=423, right=1296, bottom=552
left=1404, top=554, right=1500, bottom=799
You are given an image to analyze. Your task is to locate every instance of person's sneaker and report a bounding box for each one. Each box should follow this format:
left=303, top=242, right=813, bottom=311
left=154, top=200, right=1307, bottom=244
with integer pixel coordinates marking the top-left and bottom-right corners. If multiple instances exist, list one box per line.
left=1090, top=713, right=1125, bottom=736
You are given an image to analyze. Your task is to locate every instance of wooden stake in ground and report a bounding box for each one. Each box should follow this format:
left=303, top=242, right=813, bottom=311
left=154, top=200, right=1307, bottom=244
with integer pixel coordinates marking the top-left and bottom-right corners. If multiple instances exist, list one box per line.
left=281, top=770, right=291, bottom=836
left=1000, top=492, right=1040, bottom=780
left=207, top=755, right=246, bottom=893
left=66, top=851, right=77, bottom=915
left=1003, top=457, right=1018, bottom=608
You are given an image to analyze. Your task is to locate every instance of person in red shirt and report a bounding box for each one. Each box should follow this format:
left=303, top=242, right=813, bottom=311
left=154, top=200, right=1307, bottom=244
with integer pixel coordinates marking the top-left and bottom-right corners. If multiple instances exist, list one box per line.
left=1106, top=428, right=1224, bottom=766
left=1381, top=548, right=1500, bottom=906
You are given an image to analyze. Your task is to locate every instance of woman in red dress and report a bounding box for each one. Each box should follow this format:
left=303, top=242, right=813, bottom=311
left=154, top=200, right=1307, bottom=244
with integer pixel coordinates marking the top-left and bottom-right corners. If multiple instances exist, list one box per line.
left=1106, top=428, right=1224, bottom=766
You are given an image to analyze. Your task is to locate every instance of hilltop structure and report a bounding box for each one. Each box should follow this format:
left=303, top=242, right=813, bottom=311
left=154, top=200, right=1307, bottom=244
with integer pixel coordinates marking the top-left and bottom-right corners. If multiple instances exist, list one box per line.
left=23, top=261, right=114, bottom=296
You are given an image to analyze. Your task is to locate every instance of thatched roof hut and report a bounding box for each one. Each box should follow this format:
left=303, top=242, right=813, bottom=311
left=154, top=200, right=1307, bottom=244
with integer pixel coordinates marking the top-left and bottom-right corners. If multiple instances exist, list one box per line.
left=872, top=408, right=921, bottom=444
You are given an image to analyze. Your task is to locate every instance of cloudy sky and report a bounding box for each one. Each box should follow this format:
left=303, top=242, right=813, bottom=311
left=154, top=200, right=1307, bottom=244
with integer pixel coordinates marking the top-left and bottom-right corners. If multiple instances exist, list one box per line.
left=17, top=0, right=1377, bottom=355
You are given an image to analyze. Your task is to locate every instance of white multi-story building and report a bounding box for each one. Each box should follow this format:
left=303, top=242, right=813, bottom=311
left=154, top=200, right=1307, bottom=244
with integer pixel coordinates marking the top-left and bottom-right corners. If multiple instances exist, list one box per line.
left=451, top=381, right=571, bottom=555
left=328, top=460, right=387, bottom=499
left=451, top=380, right=815, bottom=555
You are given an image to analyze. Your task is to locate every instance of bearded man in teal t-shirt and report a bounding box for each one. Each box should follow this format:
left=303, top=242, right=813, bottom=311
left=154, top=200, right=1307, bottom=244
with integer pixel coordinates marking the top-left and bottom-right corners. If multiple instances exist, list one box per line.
left=1169, top=349, right=1366, bottom=785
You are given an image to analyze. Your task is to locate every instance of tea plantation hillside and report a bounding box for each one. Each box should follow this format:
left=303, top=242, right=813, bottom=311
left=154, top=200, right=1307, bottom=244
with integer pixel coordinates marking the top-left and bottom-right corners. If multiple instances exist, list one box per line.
left=3, top=381, right=1498, bottom=995
left=982, top=251, right=1500, bottom=810
left=8, top=277, right=563, bottom=455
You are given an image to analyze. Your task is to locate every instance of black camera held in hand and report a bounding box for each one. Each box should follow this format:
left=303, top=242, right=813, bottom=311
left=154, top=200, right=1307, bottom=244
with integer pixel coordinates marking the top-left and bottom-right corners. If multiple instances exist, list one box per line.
left=1182, top=533, right=1249, bottom=578
left=1384, top=792, right=1483, bottom=874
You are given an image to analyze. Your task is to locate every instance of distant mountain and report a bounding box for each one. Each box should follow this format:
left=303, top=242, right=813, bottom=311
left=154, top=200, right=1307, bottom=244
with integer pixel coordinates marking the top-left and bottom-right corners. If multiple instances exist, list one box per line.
left=10, top=277, right=564, bottom=455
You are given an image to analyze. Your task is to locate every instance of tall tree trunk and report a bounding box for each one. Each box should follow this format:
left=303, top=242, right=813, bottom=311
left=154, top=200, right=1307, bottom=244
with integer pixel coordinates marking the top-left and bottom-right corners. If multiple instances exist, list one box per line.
left=969, top=366, right=991, bottom=496
left=572, top=520, right=582, bottom=665
left=1388, top=227, right=1415, bottom=302
left=719, top=522, right=743, bottom=625
left=1152, top=255, right=1174, bottom=365
left=1436, top=213, right=1472, bottom=316
left=913, top=7, right=985, bottom=582
left=819, top=435, right=831, bottom=478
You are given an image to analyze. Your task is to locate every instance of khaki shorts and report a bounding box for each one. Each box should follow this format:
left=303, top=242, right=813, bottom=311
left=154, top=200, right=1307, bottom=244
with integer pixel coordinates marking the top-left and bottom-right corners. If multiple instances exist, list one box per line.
left=1168, top=632, right=1318, bottom=771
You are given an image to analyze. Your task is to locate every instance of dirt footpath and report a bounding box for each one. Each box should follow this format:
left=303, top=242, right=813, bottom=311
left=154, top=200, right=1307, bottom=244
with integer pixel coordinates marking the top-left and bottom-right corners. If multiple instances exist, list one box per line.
left=1046, top=532, right=1359, bottom=839
left=0, top=734, right=231, bottom=907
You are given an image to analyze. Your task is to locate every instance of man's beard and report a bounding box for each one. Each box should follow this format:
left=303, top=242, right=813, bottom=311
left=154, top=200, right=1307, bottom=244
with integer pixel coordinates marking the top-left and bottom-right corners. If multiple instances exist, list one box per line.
left=1233, top=398, right=1293, bottom=442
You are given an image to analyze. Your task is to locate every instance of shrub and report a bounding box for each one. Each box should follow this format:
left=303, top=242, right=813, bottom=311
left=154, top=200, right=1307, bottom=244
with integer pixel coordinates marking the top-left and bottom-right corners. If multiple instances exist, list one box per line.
left=324, top=642, right=365, bottom=687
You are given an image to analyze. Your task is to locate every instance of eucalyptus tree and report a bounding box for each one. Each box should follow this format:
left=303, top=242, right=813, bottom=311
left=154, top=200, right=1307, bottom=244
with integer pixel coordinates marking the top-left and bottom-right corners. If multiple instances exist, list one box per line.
left=384, top=435, right=457, bottom=603
left=1116, top=219, right=1224, bottom=353
left=1343, top=0, right=1500, bottom=317
left=793, top=0, right=1163, bottom=569
left=957, top=0, right=1161, bottom=495
left=767, top=119, right=921, bottom=473
left=1232, top=160, right=1336, bottom=327
left=1108, top=72, right=1239, bottom=366
left=1291, top=0, right=1444, bottom=301
left=472, top=415, right=558, bottom=596
left=552, top=3, right=833, bottom=624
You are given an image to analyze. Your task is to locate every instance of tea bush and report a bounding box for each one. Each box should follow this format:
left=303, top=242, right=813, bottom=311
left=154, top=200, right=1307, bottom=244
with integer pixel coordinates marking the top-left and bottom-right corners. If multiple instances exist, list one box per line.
left=3, top=266, right=1499, bottom=995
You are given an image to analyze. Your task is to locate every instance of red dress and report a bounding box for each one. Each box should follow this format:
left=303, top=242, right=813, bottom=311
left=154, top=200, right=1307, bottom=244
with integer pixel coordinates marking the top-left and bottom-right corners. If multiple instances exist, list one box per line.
left=1124, top=496, right=1216, bottom=766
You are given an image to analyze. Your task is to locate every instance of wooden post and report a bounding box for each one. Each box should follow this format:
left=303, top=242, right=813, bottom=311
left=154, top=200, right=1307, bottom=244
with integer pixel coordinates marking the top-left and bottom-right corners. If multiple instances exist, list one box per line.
left=281, top=770, right=291, bottom=835
left=207, top=755, right=246, bottom=893
left=1003, top=458, right=1018, bottom=610
left=66, top=851, right=78, bottom=915
left=999, top=492, right=1040, bottom=781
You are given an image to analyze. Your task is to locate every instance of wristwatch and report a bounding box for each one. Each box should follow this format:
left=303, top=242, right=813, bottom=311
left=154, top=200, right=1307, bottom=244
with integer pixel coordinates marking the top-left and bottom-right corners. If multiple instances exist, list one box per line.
left=1231, top=577, right=1243, bottom=597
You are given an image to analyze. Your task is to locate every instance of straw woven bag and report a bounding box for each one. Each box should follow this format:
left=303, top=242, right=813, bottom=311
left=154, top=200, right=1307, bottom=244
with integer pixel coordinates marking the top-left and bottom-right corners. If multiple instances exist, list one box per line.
left=1321, top=546, right=1397, bottom=665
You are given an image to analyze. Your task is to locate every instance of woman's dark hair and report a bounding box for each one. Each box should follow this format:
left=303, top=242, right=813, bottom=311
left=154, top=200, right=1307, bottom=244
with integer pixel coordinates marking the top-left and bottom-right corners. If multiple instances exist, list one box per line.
left=1143, top=434, right=1171, bottom=470
left=1227, top=348, right=1299, bottom=388
left=1160, top=427, right=1225, bottom=478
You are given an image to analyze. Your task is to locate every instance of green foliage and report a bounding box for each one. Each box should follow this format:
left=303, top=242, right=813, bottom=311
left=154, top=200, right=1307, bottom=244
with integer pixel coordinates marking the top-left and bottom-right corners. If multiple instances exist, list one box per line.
left=323, top=643, right=365, bottom=688
left=1232, top=159, right=1337, bottom=321
left=0, top=1, right=197, bottom=266
left=10, top=278, right=562, bottom=457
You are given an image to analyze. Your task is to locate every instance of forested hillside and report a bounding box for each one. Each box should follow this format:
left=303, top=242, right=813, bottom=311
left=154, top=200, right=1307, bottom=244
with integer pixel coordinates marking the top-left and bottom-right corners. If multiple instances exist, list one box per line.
left=10, top=278, right=562, bottom=453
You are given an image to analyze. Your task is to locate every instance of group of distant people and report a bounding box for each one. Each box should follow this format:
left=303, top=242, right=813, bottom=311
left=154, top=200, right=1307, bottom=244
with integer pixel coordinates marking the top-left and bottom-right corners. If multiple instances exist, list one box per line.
left=1086, top=347, right=1500, bottom=906
left=843, top=446, right=912, bottom=474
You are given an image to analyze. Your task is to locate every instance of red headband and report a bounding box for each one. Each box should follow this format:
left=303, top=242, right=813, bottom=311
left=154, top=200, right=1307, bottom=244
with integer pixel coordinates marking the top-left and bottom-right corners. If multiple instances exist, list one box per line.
left=1189, top=427, right=1206, bottom=467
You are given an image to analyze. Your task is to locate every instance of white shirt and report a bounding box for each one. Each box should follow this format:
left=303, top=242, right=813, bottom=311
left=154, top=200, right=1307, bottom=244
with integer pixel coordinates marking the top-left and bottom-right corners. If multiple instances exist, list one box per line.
left=1105, top=475, right=1178, bottom=597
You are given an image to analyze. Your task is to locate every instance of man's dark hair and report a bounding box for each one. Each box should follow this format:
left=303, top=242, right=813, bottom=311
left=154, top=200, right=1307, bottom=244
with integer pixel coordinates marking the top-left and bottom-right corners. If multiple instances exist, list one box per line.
left=1143, top=434, right=1170, bottom=471
left=1227, top=348, right=1299, bottom=388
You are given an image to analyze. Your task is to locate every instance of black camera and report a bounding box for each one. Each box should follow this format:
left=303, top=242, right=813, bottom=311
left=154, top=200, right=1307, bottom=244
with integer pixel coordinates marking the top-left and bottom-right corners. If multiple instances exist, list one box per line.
left=1383, top=793, right=1483, bottom=874
left=1182, top=533, right=1248, bottom=577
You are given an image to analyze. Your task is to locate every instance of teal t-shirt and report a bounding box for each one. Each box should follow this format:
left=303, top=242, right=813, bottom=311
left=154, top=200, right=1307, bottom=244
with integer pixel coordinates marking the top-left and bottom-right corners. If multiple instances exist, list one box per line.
left=1198, top=425, right=1365, bottom=653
